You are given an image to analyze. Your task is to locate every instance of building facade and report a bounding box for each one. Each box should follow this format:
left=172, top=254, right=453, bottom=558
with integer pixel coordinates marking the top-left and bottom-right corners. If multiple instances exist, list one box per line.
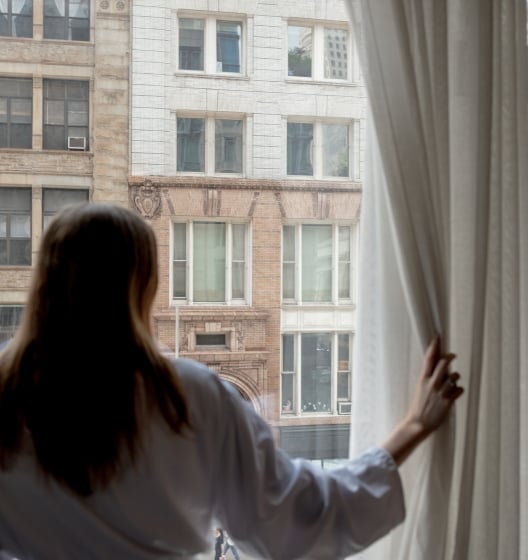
left=130, top=0, right=366, bottom=460
left=0, top=0, right=130, bottom=339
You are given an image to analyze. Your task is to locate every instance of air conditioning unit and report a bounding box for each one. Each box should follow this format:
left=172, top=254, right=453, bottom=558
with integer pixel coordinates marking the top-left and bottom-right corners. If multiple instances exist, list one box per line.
left=338, top=401, right=352, bottom=415
left=67, top=136, right=86, bottom=151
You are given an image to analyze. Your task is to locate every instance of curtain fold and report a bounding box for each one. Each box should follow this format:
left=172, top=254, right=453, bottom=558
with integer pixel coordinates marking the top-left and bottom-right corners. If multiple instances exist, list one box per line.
left=346, top=1, right=528, bottom=558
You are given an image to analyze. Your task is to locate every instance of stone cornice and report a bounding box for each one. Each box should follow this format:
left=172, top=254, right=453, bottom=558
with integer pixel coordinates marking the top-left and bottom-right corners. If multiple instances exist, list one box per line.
left=128, top=175, right=362, bottom=193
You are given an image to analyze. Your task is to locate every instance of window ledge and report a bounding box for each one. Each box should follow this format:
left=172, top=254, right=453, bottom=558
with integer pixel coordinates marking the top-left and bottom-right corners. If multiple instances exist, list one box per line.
left=174, top=71, right=249, bottom=81
left=285, top=78, right=359, bottom=87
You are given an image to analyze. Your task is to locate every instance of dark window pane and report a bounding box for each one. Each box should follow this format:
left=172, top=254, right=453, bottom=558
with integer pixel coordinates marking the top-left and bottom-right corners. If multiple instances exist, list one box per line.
left=44, top=16, right=66, bottom=39
left=287, top=123, right=313, bottom=175
left=217, top=21, right=241, bottom=73
left=43, top=125, right=66, bottom=149
left=11, top=123, right=31, bottom=148
left=179, top=18, right=204, bottom=71
left=301, top=333, right=331, bottom=413
left=177, top=117, right=204, bottom=172
left=10, top=238, right=30, bottom=265
left=215, top=119, right=243, bottom=173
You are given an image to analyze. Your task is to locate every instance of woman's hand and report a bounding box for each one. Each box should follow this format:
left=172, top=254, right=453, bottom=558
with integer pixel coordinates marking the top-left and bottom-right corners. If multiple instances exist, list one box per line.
left=381, top=335, right=464, bottom=466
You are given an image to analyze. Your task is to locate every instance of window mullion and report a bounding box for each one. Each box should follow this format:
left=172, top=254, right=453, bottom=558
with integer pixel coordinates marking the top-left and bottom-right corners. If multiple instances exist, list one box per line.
left=313, top=25, right=324, bottom=80
left=331, top=332, right=338, bottom=414
left=205, top=16, right=216, bottom=74
left=296, top=224, right=301, bottom=304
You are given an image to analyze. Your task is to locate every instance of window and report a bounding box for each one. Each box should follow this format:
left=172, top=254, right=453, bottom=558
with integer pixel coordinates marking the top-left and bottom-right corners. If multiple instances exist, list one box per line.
left=282, top=224, right=354, bottom=303
left=42, top=188, right=89, bottom=230
left=281, top=332, right=352, bottom=415
left=177, top=116, right=243, bottom=174
left=43, top=79, right=89, bottom=151
left=0, top=77, right=32, bottom=149
left=287, top=121, right=352, bottom=178
left=196, top=333, right=227, bottom=347
left=178, top=15, right=243, bottom=75
left=172, top=221, right=248, bottom=304
left=0, top=0, right=33, bottom=37
left=0, top=188, right=31, bottom=266
left=288, top=22, right=350, bottom=81
left=0, top=305, right=24, bottom=345
left=44, top=0, right=89, bottom=41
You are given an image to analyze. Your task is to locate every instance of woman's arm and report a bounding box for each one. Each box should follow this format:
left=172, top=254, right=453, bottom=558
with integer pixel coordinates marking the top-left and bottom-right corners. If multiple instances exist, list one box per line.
left=381, top=335, right=464, bottom=466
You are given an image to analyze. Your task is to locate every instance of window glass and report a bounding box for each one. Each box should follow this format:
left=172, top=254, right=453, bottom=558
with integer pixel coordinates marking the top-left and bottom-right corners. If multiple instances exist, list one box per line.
left=0, top=305, right=24, bottom=344
left=324, top=28, right=348, bottom=79
left=172, top=221, right=247, bottom=303
left=0, top=0, right=33, bottom=37
left=179, top=18, right=204, bottom=71
left=231, top=223, right=245, bottom=299
left=177, top=117, right=205, bottom=172
left=287, top=122, right=313, bottom=176
left=215, top=119, right=242, bottom=173
left=43, top=79, right=89, bottom=150
left=172, top=222, right=187, bottom=299
left=288, top=25, right=312, bottom=77
left=281, top=334, right=295, bottom=414
left=193, top=222, right=226, bottom=302
left=216, top=21, right=241, bottom=73
left=0, top=187, right=31, bottom=265
left=42, top=188, right=88, bottom=229
left=282, top=225, right=295, bottom=299
left=302, top=224, right=332, bottom=302
left=301, top=333, right=331, bottom=412
left=0, top=77, right=32, bottom=149
left=338, top=226, right=351, bottom=298
left=44, top=0, right=89, bottom=41
left=322, top=124, right=349, bottom=177
left=337, top=333, right=351, bottom=400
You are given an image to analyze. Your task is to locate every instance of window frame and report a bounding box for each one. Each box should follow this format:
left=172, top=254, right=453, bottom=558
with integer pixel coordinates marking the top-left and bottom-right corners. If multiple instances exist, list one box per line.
left=171, top=219, right=251, bottom=305
left=43, top=0, right=90, bottom=42
left=42, top=187, right=89, bottom=230
left=286, top=119, right=357, bottom=180
left=0, top=304, right=24, bottom=345
left=176, top=13, right=245, bottom=76
left=176, top=115, right=245, bottom=176
left=286, top=20, right=353, bottom=83
left=0, top=77, right=33, bottom=149
left=281, top=331, right=353, bottom=417
left=0, top=0, right=33, bottom=38
left=282, top=222, right=356, bottom=305
left=42, top=78, right=89, bottom=151
left=0, top=187, right=32, bottom=267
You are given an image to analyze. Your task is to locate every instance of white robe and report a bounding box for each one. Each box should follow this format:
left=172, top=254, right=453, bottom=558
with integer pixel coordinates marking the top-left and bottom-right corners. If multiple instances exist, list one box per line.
left=0, top=358, right=405, bottom=559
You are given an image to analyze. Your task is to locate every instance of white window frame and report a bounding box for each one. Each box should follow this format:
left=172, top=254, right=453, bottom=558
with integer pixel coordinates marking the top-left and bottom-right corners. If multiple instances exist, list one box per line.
left=280, top=331, right=353, bottom=417
left=176, top=114, right=245, bottom=176
left=176, top=13, right=246, bottom=76
left=286, top=119, right=359, bottom=180
left=286, top=21, right=357, bottom=83
left=281, top=222, right=357, bottom=305
left=171, top=219, right=251, bottom=305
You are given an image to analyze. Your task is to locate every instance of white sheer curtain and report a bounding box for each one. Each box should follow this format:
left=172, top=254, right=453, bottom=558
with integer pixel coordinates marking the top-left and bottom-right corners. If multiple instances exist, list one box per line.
left=345, top=1, right=528, bottom=559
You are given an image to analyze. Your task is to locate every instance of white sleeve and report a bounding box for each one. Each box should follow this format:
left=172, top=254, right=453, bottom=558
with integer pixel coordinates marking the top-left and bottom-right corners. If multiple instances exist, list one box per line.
left=214, top=383, right=405, bottom=560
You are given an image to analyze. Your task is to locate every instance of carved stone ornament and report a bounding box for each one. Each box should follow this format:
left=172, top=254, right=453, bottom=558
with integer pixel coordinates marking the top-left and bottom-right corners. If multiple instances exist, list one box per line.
left=100, top=0, right=109, bottom=8
left=133, top=180, right=162, bottom=219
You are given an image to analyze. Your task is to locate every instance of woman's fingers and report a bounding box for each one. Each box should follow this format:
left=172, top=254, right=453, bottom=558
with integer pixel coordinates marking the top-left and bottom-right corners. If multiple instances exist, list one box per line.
left=423, top=334, right=441, bottom=378
left=431, top=353, right=457, bottom=389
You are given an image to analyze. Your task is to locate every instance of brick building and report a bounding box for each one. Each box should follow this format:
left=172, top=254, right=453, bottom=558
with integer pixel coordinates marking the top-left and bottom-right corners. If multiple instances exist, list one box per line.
left=129, top=0, right=366, bottom=461
left=0, top=1, right=130, bottom=338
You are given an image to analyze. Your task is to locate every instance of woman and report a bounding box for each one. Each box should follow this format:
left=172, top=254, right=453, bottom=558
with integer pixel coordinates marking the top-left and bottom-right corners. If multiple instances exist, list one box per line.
left=214, top=528, right=225, bottom=560
left=0, top=203, right=463, bottom=560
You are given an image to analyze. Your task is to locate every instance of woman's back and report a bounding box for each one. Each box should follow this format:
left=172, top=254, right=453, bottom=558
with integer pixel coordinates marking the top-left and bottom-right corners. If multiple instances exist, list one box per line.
left=0, top=357, right=405, bottom=560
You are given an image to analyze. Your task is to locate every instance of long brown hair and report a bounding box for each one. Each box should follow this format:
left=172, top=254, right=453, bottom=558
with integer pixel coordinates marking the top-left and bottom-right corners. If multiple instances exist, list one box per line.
left=0, top=203, right=190, bottom=496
